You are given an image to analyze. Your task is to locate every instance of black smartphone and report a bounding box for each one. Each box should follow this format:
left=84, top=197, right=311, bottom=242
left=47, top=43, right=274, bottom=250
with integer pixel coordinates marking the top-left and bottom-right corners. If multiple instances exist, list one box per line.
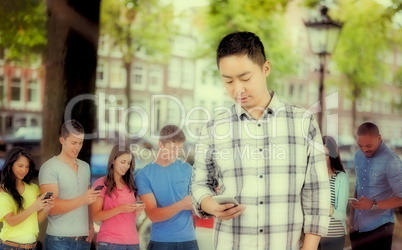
left=94, top=185, right=104, bottom=191
left=43, top=192, right=53, bottom=200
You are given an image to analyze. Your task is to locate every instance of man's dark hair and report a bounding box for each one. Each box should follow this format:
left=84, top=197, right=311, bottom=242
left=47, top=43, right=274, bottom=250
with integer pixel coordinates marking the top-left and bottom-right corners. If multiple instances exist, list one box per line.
left=60, top=119, right=85, bottom=139
left=357, top=122, right=380, bottom=136
left=159, top=125, right=186, bottom=145
left=216, top=31, right=266, bottom=68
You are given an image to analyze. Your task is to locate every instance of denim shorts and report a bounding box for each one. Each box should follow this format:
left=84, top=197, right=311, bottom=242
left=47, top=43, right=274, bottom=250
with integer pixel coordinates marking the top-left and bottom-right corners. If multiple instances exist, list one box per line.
left=44, top=234, right=90, bottom=250
left=147, top=240, right=198, bottom=250
left=97, top=242, right=140, bottom=250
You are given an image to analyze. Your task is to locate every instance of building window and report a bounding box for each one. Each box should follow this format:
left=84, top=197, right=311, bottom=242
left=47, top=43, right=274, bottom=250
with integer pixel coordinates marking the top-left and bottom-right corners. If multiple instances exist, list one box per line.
left=182, top=60, right=194, bottom=89
left=298, top=85, right=306, bottom=104
left=110, top=63, right=125, bottom=88
left=132, top=64, right=146, bottom=87
left=289, top=84, right=294, bottom=100
left=97, top=63, right=104, bottom=81
left=168, top=58, right=181, bottom=88
left=342, top=97, right=352, bottom=111
left=28, top=79, right=39, bottom=103
left=11, top=78, right=22, bottom=102
left=148, top=65, right=163, bottom=92
left=31, top=118, right=38, bottom=126
left=96, top=61, right=108, bottom=88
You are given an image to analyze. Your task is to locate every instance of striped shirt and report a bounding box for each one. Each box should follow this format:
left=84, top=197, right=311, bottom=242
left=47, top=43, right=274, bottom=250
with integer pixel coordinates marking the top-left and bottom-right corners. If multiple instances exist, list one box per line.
left=327, top=172, right=346, bottom=237
left=190, top=92, right=330, bottom=250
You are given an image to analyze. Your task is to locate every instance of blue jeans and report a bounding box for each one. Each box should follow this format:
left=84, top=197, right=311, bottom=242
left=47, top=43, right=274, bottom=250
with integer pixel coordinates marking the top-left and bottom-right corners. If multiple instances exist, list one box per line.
left=44, top=234, right=90, bottom=250
left=97, top=242, right=139, bottom=250
left=0, top=241, right=37, bottom=250
left=318, top=236, right=345, bottom=250
left=147, top=240, right=198, bottom=250
left=350, top=222, right=394, bottom=250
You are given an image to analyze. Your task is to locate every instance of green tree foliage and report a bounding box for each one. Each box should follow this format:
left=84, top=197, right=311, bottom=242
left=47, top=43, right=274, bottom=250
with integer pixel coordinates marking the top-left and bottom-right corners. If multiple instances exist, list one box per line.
left=200, top=0, right=296, bottom=87
left=100, top=0, right=174, bottom=131
left=101, top=0, right=174, bottom=62
left=330, top=0, right=400, bottom=132
left=0, top=0, right=46, bottom=62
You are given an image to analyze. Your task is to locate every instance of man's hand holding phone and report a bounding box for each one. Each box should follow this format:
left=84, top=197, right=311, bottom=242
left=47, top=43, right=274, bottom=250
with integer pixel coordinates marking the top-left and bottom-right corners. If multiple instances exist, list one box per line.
left=83, top=186, right=102, bottom=205
left=210, top=196, right=246, bottom=220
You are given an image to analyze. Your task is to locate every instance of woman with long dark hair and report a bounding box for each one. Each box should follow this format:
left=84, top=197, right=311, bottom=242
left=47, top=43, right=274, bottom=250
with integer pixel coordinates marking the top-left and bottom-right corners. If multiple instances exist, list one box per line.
left=92, top=144, right=145, bottom=249
left=318, top=136, right=349, bottom=250
left=0, top=146, right=54, bottom=249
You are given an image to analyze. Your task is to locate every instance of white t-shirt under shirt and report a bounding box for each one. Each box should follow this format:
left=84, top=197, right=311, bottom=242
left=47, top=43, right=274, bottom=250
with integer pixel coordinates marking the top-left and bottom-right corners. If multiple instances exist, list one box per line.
left=39, top=156, right=90, bottom=237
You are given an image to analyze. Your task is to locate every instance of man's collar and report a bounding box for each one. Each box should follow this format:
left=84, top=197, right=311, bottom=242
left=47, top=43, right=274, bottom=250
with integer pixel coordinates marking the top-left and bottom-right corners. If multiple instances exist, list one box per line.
left=372, top=141, right=385, bottom=157
left=234, top=91, right=283, bottom=120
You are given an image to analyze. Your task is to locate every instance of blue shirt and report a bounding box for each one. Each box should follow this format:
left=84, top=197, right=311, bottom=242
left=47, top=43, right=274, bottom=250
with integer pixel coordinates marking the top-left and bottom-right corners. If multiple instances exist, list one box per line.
left=135, top=160, right=196, bottom=242
left=353, top=141, right=402, bottom=232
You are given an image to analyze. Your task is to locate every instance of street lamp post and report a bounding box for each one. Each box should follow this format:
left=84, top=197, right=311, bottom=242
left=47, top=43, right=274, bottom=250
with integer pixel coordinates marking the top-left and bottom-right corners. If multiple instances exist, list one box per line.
left=304, top=6, right=343, bottom=131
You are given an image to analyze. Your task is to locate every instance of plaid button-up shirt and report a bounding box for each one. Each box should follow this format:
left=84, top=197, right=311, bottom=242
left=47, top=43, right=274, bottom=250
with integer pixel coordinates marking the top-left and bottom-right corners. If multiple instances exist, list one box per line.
left=190, top=93, right=330, bottom=249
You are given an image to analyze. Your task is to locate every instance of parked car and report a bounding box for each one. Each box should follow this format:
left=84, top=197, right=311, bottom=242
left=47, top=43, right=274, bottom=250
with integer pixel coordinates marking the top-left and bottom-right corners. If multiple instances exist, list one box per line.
left=0, top=127, right=42, bottom=152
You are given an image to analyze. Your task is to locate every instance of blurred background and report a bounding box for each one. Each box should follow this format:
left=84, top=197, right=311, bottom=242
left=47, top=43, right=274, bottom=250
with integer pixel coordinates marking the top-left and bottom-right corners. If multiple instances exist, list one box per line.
left=0, top=0, right=401, bottom=249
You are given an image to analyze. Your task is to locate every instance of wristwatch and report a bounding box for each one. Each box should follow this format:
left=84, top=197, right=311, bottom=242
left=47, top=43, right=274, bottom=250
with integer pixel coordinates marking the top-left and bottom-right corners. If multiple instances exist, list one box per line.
left=371, top=199, right=378, bottom=210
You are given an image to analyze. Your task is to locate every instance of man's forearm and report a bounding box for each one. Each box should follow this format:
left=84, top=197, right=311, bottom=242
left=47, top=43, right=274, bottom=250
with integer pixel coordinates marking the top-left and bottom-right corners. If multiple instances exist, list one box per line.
left=50, top=197, right=85, bottom=215
left=302, top=233, right=321, bottom=250
left=146, top=202, right=183, bottom=222
left=378, top=196, right=402, bottom=209
left=200, top=196, right=214, bottom=214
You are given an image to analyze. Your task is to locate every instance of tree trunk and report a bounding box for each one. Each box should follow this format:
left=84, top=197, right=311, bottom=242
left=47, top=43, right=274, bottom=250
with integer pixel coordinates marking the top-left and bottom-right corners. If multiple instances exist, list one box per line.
left=351, top=86, right=360, bottom=139
left=125, top=61, right=132, bottom=133
left=42, top=0, right=100, bottom=164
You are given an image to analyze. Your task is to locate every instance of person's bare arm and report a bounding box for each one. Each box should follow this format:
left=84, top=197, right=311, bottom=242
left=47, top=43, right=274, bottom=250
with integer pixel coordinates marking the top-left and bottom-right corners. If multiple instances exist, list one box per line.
left=37, top=196, right=55, bottom=222
left=301, top=233, right=321, bottom=250
left=92, top=196, right=137, bottom=222
left=140, top=193, right=193, bottom=223
left=4, top=193, right=47, bottom=226
left=40, top=184, right=99, bottom=215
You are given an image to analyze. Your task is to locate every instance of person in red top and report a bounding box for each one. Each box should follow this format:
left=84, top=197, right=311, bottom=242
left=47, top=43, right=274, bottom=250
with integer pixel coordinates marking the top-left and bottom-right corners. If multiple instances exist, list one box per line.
left=92, top=144, right=145, bottom=249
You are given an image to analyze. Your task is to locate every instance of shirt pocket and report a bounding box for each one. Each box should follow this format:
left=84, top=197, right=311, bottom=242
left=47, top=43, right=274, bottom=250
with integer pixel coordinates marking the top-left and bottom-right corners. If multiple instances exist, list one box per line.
left=370, top=169, right=385, bottom=186
left=174, top=179, right=190, bottom=197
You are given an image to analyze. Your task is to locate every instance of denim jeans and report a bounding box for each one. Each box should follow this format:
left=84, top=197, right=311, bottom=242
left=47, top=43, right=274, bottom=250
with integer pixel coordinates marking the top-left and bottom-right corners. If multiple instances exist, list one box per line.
left=0, top=241, right=37, bottom=250
left=350, top=222, right=394, bottom=250
left=44, top=234, right=90, bottom=250
left=97, top=242, right=140, bottom=250
left=318, top=236, right=345, bottom=250
left=147, top=240, right=198, bottom=250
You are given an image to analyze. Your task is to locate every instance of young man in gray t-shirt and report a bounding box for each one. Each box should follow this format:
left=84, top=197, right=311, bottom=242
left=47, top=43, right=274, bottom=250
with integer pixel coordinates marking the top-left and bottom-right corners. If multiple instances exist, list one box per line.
left=39, top=120, right=100, bottom=249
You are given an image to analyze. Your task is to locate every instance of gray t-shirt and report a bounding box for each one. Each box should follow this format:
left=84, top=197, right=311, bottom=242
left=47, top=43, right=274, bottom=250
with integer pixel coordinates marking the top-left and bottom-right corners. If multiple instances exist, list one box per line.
left=39, top=156, right=90, bottom=237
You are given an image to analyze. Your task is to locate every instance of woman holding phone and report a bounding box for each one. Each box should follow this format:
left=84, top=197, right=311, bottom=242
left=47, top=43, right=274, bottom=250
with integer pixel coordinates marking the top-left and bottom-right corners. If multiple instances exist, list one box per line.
left=318, top=136, right=349, bottom=250
left=92, top=144, right=145, bottom=250
left=0, top=146, right=54, bottom=250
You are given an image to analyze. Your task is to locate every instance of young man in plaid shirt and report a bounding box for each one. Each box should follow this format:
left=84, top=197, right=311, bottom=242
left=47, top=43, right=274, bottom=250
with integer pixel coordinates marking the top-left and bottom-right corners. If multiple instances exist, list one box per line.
left=190, top=31, right=330, bottom=250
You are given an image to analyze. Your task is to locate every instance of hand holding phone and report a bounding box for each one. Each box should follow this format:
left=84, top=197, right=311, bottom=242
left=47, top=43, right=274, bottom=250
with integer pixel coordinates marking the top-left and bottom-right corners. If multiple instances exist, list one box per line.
left=348, top=198, right=358, bottom=202
left=212, top=196, right=239, bottom=206
left=43, top=192, right=53, bottom=200
left=94, top=185, right=104, bottom=191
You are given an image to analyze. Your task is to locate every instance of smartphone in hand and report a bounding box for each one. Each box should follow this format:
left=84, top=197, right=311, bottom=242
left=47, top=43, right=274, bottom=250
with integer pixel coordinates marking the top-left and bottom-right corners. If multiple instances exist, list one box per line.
left=212, top=196, right=239, bottom=205
left=43, top=192, right=53, bottom=200
left=348, top=198, right=358, bottom=202
left=94, top=185, right=104, bottom=191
